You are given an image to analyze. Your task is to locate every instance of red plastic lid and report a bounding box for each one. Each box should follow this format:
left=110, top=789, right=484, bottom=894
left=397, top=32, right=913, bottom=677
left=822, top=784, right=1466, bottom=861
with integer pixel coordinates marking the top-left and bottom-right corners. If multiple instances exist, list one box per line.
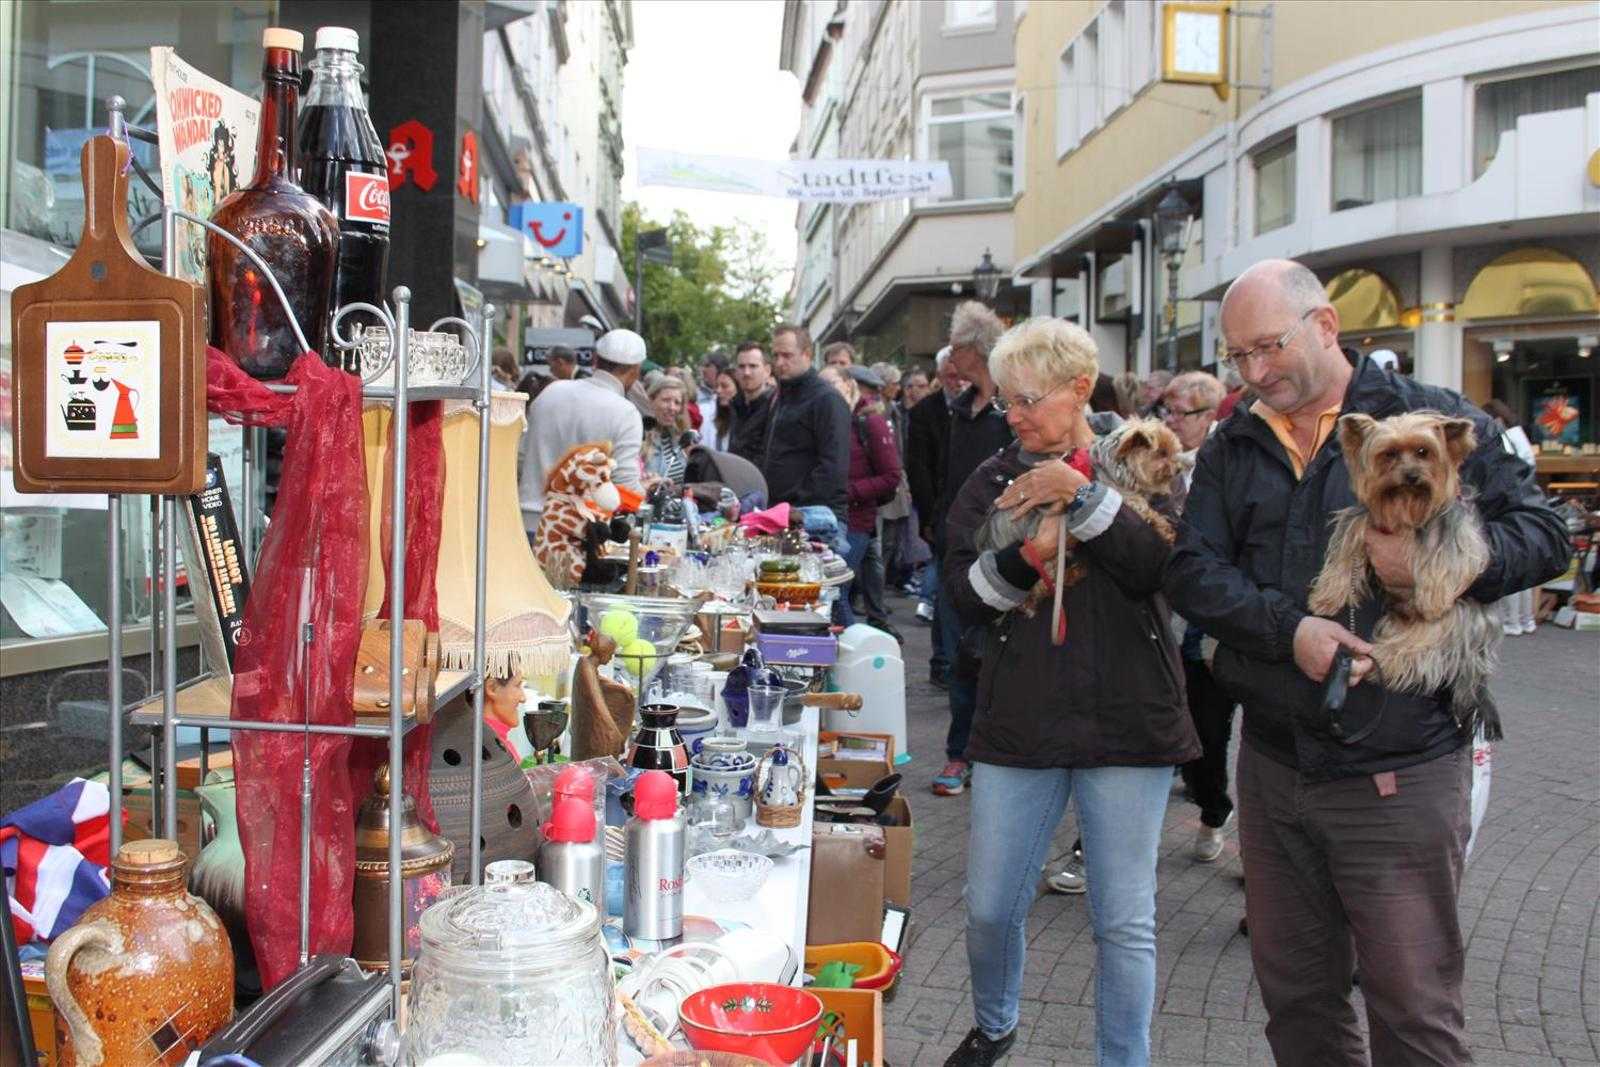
left=553, top=765, right=595, bottom=802
left=633, top=770, right=678, bottom=820
left=542, top=796, right=596, bottom=843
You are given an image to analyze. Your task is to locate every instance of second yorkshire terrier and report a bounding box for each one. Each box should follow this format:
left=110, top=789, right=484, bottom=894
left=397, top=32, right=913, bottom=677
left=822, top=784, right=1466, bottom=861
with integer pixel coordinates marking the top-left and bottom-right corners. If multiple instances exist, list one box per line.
left=978, top=418, right=1187, bottom=628
left=1308, top=410, right=1501, bottom=736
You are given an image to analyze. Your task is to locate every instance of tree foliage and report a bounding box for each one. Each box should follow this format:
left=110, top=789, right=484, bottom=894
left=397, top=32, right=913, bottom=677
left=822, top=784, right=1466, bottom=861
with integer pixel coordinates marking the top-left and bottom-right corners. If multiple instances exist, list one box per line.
left=622, top=202, right=786, bottom=366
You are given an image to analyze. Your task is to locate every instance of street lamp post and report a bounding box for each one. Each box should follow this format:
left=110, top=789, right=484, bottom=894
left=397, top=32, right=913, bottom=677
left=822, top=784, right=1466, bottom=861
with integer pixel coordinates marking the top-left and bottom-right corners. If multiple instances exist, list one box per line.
left=1154, top=185, right=1192, bottom=372
left=972, top=248, right=1002, bottom=305
left=635, top=227, right=670, bottom=332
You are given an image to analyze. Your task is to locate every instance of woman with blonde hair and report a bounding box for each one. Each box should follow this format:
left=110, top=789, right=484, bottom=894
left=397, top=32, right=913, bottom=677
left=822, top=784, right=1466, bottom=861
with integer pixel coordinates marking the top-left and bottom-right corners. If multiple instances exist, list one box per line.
left=939, top=317, right=1197, bottom=1067
left=641, top=375, right=691, bottom=488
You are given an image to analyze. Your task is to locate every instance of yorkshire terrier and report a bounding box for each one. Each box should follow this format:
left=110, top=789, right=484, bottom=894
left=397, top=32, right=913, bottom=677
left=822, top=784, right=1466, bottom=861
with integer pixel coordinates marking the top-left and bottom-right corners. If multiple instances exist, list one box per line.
left=1308, top=411, right=1501, bottom=737
left=978, top=418, right=1187, bottom=638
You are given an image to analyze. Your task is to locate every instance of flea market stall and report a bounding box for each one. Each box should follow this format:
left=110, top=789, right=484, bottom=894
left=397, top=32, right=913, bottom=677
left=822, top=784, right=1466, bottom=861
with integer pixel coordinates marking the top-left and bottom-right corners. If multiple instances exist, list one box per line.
left=2, top=27, right=911, bottom=1067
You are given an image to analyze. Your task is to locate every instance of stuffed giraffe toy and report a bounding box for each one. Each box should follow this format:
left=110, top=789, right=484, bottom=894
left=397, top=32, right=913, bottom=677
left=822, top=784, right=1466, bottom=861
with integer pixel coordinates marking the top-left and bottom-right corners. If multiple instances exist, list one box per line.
left=535, top=441, right=623, bottom=589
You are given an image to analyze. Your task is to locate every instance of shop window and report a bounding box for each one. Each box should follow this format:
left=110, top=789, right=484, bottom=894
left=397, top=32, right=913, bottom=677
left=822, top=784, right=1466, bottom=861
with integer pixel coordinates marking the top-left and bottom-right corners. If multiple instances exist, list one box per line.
left=927, top=92, right=1014, bottom=202
left=1098, top=255, right=1131, bottom=321
left=1330, top=96, right=1421, bottom=211
left=1474, top=65, right=1600, bottom=178
left=1253, top=136, right=1296, bottom=235
left=945, top=0, right=997, bottom=31
left=2, top=1, right=267, bottom=652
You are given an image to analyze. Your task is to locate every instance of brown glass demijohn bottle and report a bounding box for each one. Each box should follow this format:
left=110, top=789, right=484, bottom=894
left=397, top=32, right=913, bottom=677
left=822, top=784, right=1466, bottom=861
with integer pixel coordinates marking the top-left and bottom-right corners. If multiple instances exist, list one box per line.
left=208, top=27, right=338, bottom=379
left=44, top=839, right=234, bottom=1066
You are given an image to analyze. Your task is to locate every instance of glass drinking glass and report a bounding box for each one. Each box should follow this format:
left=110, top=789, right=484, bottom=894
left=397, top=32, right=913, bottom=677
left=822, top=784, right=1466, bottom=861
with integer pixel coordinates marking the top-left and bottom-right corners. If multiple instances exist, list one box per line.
left=746, top=684, right=785, bottom=734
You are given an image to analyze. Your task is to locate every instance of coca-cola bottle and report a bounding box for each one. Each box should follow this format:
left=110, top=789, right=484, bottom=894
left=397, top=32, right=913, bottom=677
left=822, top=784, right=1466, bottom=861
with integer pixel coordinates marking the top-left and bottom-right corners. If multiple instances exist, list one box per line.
left=209, top=27, right=338, bottom=379
left=298, top=26, right=391, bottom=366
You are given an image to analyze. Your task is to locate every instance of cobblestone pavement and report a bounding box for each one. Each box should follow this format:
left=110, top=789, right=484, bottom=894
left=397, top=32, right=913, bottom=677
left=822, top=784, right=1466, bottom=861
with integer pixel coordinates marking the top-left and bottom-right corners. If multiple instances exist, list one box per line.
left=879, top=594, right=1599, bottom=1066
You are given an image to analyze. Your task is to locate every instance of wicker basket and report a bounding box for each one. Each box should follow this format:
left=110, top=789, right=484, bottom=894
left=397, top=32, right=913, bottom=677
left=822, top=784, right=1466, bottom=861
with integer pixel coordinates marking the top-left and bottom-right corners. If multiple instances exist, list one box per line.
left=754, top=744, right=808, bottom=829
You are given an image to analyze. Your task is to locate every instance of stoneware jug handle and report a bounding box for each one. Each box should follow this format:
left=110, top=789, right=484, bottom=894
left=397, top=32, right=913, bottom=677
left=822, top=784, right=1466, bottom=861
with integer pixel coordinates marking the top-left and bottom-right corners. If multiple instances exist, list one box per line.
left=44, top=919, right=122, bottom=1066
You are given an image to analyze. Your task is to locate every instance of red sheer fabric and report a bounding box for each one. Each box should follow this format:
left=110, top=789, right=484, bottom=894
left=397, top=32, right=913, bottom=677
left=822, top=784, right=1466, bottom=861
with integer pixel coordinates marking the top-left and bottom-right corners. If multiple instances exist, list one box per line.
left=348, top=401, right=444, bottom=833
left=208, top=349, right=366, bottom=989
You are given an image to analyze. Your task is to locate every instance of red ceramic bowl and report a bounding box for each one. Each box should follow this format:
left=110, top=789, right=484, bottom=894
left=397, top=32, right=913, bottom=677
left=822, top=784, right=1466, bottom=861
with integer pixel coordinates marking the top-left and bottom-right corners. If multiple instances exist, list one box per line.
left=679, top=982, right=824, bottom=1064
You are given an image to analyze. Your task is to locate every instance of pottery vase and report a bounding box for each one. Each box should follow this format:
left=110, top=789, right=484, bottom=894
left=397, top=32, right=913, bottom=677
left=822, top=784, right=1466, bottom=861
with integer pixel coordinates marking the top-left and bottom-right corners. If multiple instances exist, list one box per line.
left=625, top=702, right=690, bottom=794
left=45, top=839, right=233, bottom=1066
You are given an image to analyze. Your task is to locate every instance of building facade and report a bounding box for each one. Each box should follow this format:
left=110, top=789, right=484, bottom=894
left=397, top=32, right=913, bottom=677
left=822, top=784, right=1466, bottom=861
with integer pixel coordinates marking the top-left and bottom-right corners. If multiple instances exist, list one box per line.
left=782, top=0, right=1023, bottom=364
left=1014, top=0, right=1599, bottom=437
left=480, top=0, right=634, bottom=341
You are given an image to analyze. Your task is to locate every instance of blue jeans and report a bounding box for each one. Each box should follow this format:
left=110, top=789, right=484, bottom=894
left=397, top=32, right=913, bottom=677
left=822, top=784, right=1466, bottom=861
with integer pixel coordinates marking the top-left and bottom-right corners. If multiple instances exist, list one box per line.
left=921, top=558, right=946, bottom=673
left=937, top=580, right=977, bottom=760
left=966, top=761, right=1171, bottom=1065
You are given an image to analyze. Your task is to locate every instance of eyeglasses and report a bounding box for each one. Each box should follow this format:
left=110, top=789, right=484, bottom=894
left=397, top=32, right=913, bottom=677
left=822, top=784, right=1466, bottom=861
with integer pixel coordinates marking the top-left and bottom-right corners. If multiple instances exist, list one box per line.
left=1163, top=404, right=1214, bottom=422
left=1221, top=308, right=1316, bottom=371
left=993, top=380, right=1069, bottom=415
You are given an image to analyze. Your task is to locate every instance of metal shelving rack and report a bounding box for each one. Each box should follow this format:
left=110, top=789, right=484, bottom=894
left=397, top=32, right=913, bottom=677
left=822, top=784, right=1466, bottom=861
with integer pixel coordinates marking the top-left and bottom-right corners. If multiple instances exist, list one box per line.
left=102, top=98, right=497, bottom=1017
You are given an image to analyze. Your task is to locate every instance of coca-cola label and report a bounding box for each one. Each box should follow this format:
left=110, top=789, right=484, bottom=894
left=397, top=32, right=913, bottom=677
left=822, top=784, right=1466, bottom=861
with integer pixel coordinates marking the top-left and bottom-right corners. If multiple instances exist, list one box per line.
left=345, top=171, right=391, bottom=226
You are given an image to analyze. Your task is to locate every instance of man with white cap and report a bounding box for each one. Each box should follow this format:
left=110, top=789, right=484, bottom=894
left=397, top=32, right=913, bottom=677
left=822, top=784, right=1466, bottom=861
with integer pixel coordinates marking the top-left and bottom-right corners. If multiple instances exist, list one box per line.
left=518, top=328, right=647, bottom=534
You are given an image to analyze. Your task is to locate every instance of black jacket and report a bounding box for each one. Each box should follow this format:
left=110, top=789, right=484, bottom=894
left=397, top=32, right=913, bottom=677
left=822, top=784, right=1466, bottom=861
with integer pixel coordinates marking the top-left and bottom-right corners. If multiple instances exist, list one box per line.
left=759, top=368, right=851, bottom=521
left=936, top=387, right=1013, bottom=550
left=729, top=386, right=775, bottom=468
left=1165, top=358, right=1570, bottom=781
left=945, top=442, right=1201, bottom=770
left=905, top=390, right=949, bottom=531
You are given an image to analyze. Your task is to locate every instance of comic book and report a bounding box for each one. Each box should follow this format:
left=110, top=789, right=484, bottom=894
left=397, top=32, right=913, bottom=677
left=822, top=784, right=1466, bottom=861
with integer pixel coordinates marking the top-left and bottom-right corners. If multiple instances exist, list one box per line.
left=150, top=47, right=259, bottom=284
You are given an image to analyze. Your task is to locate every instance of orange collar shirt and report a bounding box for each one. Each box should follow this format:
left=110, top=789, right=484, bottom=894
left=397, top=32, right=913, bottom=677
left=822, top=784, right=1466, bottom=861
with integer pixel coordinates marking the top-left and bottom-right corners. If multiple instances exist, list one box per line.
left=1250, top=399, right=1343, bottom=480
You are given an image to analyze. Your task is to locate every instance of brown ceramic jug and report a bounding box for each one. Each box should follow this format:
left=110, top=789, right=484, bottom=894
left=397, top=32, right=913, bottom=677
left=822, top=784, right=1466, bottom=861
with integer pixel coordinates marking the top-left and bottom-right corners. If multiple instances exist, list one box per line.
left=45, top=838, right=234, bottom=1066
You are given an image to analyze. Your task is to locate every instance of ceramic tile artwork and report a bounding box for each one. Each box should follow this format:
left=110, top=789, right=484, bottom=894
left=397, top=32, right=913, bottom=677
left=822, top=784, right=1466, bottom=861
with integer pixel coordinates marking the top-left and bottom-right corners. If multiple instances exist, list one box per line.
left=44, top=320, right=163, bottom=461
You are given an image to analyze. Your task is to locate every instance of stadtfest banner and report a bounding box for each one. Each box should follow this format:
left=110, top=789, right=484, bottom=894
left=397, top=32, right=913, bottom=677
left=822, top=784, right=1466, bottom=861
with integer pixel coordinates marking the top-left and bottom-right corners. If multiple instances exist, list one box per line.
left=636, top=148, right=953, bottom=202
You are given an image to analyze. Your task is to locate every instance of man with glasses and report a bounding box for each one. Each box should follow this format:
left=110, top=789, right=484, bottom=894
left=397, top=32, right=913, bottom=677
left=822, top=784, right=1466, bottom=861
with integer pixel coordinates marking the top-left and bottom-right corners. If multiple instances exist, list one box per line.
left=1165, top=259, right=1568, bottom=1065
left=1158, top=371, right=1236, bottom=862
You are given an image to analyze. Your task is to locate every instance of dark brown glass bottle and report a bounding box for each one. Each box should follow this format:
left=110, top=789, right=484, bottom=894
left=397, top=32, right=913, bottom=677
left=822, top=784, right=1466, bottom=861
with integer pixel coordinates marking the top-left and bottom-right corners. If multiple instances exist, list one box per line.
left=208, top=27, right=338, bottom=380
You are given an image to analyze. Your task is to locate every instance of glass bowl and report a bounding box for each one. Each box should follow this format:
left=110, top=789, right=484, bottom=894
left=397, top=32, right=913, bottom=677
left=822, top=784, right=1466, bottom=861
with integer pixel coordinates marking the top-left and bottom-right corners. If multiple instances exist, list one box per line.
left=686, top=849, right=773, bottom=903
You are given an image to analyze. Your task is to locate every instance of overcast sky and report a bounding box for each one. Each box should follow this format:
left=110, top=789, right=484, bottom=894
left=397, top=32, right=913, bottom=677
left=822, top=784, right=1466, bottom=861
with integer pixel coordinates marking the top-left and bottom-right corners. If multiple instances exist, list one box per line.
left=621, top=0, right=802, bottom=294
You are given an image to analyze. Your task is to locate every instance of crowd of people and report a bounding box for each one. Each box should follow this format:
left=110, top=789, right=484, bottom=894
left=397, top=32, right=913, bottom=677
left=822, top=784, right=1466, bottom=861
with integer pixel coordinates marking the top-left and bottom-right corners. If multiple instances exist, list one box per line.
left=502, top=254, right=1572, bottom=1067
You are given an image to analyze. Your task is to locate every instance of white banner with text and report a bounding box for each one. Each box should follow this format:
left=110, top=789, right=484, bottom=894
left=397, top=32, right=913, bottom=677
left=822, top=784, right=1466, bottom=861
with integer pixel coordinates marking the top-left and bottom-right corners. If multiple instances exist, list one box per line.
left=635, top=148, right=953, bottom=202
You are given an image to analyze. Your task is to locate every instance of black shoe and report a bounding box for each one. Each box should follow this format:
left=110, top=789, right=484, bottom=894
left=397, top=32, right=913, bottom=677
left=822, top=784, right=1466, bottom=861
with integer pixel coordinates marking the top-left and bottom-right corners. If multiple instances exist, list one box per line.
left=943, top=1027, right=1016, bottom=1067
left=930, top=670, right=949, bottom=690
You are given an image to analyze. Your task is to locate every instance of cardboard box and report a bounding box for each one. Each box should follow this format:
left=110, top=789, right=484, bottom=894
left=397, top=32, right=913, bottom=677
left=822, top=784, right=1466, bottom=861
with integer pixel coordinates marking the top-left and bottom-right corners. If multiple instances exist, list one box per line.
left=814, top=759, right=913, bottom=909
left=813, top=987, right=883, bottom=1067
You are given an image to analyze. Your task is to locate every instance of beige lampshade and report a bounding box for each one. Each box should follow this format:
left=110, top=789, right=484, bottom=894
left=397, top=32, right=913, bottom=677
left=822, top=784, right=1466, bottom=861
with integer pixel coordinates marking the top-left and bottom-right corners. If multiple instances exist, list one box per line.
left=361, top=392, right=571, bottom=681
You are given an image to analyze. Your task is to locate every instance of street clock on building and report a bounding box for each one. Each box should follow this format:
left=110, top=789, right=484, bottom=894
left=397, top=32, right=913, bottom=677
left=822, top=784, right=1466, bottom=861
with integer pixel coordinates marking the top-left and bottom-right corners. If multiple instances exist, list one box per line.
left=1163, top=2, right=1229, bottom=96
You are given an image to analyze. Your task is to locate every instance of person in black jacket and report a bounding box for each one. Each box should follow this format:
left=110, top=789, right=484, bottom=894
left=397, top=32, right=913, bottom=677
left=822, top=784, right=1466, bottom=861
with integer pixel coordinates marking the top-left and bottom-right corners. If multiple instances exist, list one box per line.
left=728, top=341, right=775, bottom=467
left=1165, top=259, right=1569, bottom=1067
left=906, top=348, right=958, bottom=679
left=933, top=303, right=1015, bottom=797
left=759, top=324, right=851, bottom=523
left=940, top=317, right=1198, bottom=1067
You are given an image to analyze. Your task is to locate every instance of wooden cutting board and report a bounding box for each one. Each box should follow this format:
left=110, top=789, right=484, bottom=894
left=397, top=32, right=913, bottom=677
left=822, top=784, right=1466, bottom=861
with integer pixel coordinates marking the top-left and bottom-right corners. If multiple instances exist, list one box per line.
left=9, top=134, right=206, bottom=495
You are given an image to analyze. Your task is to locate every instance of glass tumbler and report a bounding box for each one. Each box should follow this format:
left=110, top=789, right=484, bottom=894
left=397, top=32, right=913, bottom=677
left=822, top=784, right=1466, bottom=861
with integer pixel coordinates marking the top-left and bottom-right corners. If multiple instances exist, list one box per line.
left=746, top=684, right=785, bottom=734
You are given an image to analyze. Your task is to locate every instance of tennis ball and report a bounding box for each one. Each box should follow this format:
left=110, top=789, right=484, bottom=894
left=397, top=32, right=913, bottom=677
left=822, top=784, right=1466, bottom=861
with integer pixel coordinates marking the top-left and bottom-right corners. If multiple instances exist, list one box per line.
left=598, top=608, right=639, bottom=645
left=620, top=638, right=659, bottom=676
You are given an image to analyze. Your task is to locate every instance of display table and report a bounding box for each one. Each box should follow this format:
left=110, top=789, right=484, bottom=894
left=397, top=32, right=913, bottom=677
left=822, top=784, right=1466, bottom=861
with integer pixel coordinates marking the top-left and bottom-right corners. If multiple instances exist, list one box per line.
left=681, top=706, right=819, bottom=954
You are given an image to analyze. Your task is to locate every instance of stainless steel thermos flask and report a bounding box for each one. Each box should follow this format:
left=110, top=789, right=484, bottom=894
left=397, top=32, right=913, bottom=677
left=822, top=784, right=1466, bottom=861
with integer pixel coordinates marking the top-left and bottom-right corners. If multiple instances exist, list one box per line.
left=624, top=770, right=685, bottom=939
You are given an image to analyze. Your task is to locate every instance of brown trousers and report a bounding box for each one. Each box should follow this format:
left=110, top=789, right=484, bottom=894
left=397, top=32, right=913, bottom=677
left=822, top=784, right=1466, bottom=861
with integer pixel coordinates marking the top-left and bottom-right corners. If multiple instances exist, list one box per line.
left=1238, top=741, right=1473, bottom=1066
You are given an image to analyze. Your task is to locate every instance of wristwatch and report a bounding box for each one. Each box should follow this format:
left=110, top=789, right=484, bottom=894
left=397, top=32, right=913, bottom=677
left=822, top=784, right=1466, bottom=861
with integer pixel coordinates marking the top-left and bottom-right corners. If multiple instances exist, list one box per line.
left=1067, top=482, right=1096, bottom=517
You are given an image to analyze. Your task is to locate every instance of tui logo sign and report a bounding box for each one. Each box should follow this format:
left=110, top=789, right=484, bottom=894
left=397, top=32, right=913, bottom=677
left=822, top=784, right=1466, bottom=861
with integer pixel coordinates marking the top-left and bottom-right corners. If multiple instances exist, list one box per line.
left=509, top=201, right=584, bottom=258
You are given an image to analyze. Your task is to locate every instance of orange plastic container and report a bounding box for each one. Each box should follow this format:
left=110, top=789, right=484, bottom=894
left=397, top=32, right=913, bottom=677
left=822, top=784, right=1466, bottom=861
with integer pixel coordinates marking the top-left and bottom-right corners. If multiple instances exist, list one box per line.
left=812, top=987, right=883, bottom=1065
left=803, top=941, right=903, bottom=991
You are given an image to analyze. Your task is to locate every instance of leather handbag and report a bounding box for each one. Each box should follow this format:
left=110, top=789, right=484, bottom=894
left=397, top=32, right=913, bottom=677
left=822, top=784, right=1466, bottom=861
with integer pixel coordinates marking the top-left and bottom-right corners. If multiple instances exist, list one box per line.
left=353, top=620, right=432, bottom=720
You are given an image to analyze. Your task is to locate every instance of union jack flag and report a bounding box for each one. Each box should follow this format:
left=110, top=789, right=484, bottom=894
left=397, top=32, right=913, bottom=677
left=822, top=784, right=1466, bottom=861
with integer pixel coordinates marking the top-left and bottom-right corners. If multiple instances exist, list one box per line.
left=2, top=778, right=116, bottom=945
